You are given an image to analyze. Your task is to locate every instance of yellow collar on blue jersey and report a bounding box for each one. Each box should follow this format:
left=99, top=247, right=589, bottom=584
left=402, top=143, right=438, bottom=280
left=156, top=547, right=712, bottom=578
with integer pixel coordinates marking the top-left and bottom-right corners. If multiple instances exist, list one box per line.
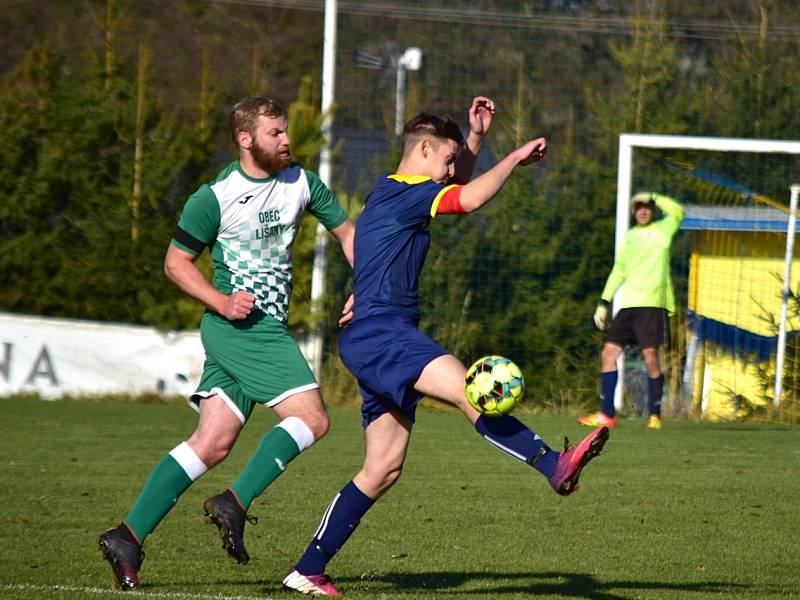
left=388, top=174, right=431, bottom=184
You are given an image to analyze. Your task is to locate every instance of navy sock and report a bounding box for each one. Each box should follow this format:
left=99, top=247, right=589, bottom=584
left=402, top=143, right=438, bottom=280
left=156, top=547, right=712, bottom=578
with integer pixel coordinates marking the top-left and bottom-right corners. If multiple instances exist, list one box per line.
left=295, top=480, right=374, bottom=575
left=600, top=370, right=618, bottom=417
left=647, top=374, right=664, bottom=416
left=475, top=415, right=559, bottom=478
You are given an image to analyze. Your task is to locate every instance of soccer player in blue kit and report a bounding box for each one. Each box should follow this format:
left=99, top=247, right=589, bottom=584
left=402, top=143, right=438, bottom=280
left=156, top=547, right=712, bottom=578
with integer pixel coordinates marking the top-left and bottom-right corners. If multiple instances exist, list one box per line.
left=283, top=97, right=610, bottom=596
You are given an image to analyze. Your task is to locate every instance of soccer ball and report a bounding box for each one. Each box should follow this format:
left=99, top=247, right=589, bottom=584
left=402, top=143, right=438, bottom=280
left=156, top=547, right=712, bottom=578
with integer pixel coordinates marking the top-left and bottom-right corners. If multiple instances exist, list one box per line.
left=464, top=355, right=524, bottom=417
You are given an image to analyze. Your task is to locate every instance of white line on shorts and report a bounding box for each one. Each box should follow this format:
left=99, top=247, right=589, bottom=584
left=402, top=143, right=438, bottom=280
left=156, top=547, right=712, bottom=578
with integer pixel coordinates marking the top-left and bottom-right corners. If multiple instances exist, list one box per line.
left=0, top=582, right=274, bottom=600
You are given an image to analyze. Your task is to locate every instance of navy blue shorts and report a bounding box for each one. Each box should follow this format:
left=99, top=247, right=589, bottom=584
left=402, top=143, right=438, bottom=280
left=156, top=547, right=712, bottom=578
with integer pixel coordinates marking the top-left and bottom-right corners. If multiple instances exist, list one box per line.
left=339, top=315, right=449, bottom=427
left=605, top=307, right=668, bottom=349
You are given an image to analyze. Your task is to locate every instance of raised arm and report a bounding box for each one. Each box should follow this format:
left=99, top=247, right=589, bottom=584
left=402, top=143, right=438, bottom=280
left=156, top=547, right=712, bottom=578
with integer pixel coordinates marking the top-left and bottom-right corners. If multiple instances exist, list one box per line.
left=653, top=192, right=684, bottom=235
left=457, top=138, right=547, bottom=213
left=453, top=96, right=495, bottom=183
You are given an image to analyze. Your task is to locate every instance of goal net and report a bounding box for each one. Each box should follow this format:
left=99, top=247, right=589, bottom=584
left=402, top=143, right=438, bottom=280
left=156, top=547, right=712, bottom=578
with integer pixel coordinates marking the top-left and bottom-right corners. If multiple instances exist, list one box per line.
left=616, top=134, right=800, bottom=422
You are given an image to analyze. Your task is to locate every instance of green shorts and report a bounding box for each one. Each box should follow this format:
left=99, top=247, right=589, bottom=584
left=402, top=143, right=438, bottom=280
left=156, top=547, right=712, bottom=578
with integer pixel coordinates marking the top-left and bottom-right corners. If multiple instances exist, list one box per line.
left=188, top=310, right=319, bottom=423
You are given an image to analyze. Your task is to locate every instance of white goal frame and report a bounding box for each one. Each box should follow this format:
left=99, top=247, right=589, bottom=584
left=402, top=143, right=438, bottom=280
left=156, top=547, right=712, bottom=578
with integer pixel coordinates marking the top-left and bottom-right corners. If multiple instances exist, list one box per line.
left=615, top=133, right=800, bottom=412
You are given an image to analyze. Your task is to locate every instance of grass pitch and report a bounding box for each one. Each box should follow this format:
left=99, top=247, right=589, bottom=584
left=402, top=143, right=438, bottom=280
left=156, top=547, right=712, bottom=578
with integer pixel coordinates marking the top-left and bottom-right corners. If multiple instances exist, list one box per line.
left=0, top=396, right=798, bottom=599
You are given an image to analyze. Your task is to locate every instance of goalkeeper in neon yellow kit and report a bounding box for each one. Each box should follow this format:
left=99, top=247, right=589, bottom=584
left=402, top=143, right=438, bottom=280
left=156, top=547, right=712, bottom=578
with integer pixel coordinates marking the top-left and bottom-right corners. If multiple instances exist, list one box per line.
left=579, top=192, right=684, bottom=429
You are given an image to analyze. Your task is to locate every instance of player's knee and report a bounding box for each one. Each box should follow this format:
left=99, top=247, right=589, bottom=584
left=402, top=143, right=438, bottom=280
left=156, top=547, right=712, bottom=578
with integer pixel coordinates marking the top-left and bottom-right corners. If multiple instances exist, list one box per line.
left=363, top=462, right=402, bottom=488
left=206, top=446, right=231, bottom=467
left=187, top=425, right=237, bottom=465
left=601, top=344, right=620, bottom=365
left=301, top=412, right=330, bottom=442
left=355, top=464, right=402, bottom=499
left=645, top=364, right=661, bottom=378
left=188, top=440, right=232, bottom=468
left=383, top=465, right=403, bottom=489
left=306, top=413, right=330, bottom=440
left=276, top=415, right=327, bottom=451
left=361, top=471, right=400, bottom=499
left=374, top=463, right=403, bottom=492
left=641, top=349, right=660, bottom=371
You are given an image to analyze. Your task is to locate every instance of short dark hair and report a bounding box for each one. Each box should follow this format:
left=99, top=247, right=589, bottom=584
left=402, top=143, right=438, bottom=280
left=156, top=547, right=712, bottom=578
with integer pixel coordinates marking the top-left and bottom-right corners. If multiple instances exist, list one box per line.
left=400, top=112, right=464, bottom=156
left=230, top=96, right=286, bottom=144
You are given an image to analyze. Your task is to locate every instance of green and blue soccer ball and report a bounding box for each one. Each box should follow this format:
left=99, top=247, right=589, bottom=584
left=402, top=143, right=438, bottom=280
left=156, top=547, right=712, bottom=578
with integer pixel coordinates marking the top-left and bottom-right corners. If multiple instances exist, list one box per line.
left=464, top=355, right=524, bottom=417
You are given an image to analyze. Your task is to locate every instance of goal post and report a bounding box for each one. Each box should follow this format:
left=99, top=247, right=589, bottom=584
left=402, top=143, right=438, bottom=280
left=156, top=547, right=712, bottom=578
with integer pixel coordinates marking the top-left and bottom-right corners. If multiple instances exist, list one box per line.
left=774, top=184, right=800, bottom=408
left=614, top=133, right=800, bottom=415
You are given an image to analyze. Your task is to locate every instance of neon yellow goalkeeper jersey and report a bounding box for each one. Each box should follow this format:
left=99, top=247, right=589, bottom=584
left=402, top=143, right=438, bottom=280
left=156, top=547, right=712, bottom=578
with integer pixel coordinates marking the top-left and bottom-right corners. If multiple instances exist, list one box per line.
left=173, top=160, right=347, bottom=325
left=600, top=194, right=684, bottom=315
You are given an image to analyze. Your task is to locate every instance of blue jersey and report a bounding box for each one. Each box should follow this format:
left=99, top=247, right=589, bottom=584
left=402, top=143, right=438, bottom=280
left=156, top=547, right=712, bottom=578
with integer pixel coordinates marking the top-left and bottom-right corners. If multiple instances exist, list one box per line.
left=352, top=174, right=457, bottom=324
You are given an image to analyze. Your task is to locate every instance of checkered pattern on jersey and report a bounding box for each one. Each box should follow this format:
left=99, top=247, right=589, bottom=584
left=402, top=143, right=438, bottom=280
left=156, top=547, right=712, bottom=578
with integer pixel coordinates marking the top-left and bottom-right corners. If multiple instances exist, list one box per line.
left=221, top=224, right=294, bottom=324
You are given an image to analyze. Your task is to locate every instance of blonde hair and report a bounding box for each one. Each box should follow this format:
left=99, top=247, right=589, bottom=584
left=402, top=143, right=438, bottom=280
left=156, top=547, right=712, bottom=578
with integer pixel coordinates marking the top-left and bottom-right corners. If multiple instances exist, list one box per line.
left=230, top=96, right=286, bottom=144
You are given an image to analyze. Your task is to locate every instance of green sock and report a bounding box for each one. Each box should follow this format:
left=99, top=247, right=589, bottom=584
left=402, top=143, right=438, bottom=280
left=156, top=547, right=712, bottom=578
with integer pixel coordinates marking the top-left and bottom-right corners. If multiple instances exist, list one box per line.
left=124, top=444, right=205, bottom=543
left=231, top=425, right=302, bottom=509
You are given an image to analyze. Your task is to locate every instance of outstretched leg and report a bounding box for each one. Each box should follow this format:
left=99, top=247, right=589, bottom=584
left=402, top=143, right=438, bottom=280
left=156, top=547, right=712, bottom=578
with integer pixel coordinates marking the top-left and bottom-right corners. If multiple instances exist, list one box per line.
left=415, top=354, right=609, bottom=495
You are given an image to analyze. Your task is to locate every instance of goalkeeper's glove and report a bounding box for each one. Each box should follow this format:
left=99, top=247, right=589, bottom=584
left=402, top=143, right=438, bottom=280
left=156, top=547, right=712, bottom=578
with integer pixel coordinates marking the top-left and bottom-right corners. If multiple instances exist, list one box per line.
left=593, top=300, right=610, bottom=330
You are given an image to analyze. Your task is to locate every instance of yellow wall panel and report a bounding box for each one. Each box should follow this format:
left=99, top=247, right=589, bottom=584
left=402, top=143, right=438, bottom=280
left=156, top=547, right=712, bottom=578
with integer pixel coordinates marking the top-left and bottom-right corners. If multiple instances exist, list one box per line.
left=689, top=230, right=800, bottom=336
left=697, top=344, right=771, bottom=422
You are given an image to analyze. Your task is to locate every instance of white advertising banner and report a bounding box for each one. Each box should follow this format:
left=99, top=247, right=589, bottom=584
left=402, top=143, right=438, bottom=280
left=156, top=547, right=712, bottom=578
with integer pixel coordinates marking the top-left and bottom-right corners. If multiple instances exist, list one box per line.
left=0, top=312, right=205, bottom=399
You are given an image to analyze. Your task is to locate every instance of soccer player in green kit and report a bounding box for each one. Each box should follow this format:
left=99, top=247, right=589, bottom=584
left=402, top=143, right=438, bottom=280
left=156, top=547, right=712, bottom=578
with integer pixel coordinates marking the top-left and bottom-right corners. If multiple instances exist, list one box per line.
left=98, top=96, right=354, bottom=590
left=580, top=192, right=684, bottom=430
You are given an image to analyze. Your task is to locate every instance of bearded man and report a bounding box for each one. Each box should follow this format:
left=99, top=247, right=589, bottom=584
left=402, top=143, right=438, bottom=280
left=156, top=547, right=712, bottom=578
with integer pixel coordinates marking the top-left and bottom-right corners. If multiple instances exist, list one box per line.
left=98, top=96, right=355, bottom=590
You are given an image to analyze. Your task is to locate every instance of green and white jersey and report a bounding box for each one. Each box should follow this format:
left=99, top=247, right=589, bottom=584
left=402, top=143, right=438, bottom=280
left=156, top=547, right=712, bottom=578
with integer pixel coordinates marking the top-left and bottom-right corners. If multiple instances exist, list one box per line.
left=173, top=160, right=347, bottom=325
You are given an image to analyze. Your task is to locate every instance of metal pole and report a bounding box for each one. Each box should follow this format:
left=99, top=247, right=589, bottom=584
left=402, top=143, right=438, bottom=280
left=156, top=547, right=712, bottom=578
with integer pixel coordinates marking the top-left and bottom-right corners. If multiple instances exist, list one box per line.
left=773, top=184, right=800, bottom=408
left=309, top=0, right=337, bottom=377
left=395, top=60, right=405, bottom=137
left=318, top=0, right=336, bottom=187
left=612, top=137, right=634, bottom=413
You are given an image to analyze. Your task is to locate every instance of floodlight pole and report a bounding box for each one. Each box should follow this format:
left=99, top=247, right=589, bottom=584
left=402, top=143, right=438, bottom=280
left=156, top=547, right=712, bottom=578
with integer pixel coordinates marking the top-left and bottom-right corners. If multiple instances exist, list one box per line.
left=309, top=0, right=337, bottom=377
left=773, top=183, right=800, bottom=408
left=394, top=60, right=406, bottom=136
left=394, top=47, right=422, bottom=136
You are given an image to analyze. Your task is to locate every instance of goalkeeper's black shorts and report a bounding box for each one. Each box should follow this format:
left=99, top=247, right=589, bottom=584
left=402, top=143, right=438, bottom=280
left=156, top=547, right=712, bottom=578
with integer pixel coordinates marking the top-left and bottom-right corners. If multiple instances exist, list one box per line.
left=604, top=307, right=668, bottom=349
